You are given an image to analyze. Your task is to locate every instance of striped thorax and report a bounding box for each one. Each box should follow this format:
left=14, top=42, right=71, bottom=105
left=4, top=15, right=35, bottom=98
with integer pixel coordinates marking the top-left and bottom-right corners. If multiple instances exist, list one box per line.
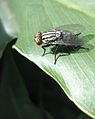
left=34, top=30, right=62, bottom=45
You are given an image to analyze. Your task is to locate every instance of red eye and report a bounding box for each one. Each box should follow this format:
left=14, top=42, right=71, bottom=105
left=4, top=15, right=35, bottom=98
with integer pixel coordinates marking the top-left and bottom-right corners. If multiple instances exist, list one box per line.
left=36, top=39, right=41, bottom=45
left=36, top=32, right=41, bottom=35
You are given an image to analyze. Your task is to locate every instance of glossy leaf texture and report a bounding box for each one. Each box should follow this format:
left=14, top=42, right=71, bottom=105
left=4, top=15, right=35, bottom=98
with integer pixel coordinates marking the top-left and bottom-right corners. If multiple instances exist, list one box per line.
left=1, top=0, right=95, bottom=118
left=0, top=1, right=19, bottom=57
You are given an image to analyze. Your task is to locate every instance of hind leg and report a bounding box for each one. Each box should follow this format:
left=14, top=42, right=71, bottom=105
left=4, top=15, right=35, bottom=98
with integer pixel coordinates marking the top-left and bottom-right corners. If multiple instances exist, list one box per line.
left=75, top=32, right=81, bottom=36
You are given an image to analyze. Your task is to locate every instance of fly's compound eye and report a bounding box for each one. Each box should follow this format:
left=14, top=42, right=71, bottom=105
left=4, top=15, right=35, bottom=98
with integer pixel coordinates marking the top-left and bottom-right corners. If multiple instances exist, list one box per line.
left=36, top=32, right=41, bottom=35
left=35, top=38, right=41, bottom=45
left=34, top=32, right=42, bottom=45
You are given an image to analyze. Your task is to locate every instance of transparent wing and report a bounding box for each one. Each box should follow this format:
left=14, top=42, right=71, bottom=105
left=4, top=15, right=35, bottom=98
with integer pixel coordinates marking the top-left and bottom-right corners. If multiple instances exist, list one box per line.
left=54, top=24, right=85, bottom=34
left=48, top=38, right=83, bottom=46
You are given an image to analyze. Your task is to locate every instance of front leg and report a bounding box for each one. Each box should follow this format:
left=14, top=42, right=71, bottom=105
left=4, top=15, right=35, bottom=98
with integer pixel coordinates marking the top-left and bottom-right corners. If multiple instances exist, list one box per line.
left=54, top=45, right=59, bottom=64
left=42, top=44, right=51, bottom=56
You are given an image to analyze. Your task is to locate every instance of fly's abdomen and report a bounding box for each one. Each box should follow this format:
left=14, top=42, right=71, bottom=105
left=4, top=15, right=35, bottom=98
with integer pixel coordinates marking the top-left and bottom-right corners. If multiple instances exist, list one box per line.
left=62, top=31, right=81, bottom=46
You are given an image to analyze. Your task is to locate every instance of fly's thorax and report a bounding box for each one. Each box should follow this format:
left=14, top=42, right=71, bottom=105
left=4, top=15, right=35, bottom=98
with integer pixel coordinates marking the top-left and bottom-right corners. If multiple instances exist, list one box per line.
left=34, top=32, right=42, bottom=45
left=42, top=30, right=62, bottom=43
left=55, top=31, right=62, bottom=38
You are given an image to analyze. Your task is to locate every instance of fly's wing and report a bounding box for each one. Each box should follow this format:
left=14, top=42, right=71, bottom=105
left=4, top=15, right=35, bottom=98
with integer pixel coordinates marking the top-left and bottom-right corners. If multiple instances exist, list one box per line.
left=49, top=40, right=82, bottom=46
left=49, top=35, right=83, bottom=46
left=55, top=24, right=85, bottom=34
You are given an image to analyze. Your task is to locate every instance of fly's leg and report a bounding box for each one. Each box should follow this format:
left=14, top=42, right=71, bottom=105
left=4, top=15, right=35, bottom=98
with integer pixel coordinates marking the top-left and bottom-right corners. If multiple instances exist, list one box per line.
left=64, top=46, right=71, bottom=55
left=54, top=45, right=59, bottom=64
left=75, top=32, right=81, bottom=36
left=79, top=46, right=89, bottom=50
left=54, top=45, right=70, bottom=64
left=42, top=44, right=51, bottom=56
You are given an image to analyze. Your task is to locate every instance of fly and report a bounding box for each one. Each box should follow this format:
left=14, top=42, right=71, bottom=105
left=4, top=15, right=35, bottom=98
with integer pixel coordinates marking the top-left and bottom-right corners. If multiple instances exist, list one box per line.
left=34, top=24, right=88, bottom=64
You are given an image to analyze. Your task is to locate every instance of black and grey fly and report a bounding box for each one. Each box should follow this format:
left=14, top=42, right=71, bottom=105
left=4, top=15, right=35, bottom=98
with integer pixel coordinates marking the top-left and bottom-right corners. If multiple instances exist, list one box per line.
left=34, top=25, right=88, bottom=64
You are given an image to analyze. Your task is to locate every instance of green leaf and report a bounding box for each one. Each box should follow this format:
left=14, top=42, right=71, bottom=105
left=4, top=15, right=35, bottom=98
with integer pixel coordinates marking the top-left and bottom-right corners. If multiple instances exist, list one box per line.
left=0, top=1, right=18, bottom=57
left=1, top=0, right=95, bottom=118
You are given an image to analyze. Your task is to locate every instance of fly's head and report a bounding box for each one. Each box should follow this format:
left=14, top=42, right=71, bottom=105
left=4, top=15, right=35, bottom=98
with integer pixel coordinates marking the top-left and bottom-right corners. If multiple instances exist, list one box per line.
left=34, top=32, right=42, bottom=45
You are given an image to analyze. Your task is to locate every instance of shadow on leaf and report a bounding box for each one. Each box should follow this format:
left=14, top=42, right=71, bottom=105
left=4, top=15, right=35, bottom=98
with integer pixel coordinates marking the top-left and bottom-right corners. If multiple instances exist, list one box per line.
left=48, top=34, right=95, bottom=64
